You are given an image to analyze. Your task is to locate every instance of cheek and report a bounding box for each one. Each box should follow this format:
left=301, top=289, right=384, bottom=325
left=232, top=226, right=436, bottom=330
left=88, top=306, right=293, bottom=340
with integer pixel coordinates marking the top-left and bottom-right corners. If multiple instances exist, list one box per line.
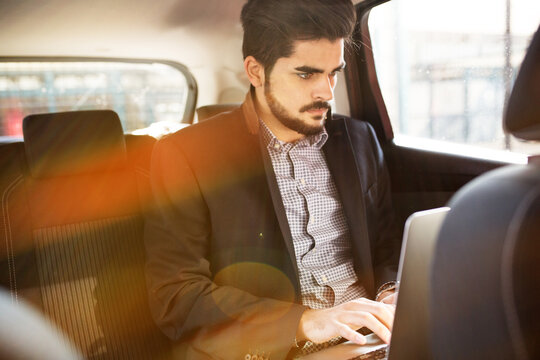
left=275, top=85, right=304, bottom=109
left=269, top=77, right=313, bottom=113
left=290, top=86, right=313, bottom=109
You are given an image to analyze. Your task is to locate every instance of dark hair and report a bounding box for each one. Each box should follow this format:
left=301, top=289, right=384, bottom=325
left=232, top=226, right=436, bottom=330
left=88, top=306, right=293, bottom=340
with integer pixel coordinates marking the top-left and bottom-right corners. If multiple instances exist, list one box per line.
left=241, top=0, right=357, bottom=76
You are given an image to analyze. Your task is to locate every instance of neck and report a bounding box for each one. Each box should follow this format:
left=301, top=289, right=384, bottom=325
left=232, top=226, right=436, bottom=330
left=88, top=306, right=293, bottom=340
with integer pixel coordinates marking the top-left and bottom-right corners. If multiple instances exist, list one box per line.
left=253, top=87, right=304, bottom=143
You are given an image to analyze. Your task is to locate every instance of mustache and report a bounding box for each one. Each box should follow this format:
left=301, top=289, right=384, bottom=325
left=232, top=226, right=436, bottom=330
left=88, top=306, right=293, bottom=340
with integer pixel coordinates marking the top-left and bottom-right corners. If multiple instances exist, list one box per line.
left=299, top=101, right=331, bottom=113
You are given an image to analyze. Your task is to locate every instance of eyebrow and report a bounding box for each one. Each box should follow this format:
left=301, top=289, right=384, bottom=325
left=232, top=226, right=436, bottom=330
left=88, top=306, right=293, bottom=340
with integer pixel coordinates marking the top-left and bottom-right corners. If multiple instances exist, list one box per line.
left=294, top=63, right=346, bottom=74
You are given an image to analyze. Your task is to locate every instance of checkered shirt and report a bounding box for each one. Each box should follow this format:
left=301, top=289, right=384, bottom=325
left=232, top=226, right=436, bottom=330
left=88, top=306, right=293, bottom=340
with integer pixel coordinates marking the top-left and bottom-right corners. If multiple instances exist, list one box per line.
left=259, top=121, right=367, bottom=310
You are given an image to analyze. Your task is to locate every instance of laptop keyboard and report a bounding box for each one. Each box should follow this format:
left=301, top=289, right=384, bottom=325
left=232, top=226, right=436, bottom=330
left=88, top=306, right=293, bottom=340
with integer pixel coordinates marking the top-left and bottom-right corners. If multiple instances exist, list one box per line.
left=349, top=345, right=388, bottom=360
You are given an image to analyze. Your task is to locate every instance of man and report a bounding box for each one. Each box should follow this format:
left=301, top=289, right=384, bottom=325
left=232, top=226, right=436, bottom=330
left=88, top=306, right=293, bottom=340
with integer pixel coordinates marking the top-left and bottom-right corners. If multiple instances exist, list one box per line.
left=144, top=0, right=401, bottom=358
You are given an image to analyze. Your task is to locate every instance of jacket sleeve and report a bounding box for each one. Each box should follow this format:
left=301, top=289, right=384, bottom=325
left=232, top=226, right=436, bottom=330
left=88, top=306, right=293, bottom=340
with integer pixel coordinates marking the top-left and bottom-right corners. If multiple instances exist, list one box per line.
left=143, top=135, right=305, bottom=359
left=366, top=125, right=402, bottom=291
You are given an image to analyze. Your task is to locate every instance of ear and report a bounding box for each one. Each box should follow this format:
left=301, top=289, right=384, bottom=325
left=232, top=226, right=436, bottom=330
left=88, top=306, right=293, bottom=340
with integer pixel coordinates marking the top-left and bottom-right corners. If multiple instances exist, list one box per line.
left=244, top=56, right=265, bottom=88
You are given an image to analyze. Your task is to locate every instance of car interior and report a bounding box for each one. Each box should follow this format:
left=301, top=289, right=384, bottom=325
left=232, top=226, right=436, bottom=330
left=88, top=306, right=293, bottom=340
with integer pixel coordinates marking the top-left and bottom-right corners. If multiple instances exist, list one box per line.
left=0, top=0, right=538, bottom=359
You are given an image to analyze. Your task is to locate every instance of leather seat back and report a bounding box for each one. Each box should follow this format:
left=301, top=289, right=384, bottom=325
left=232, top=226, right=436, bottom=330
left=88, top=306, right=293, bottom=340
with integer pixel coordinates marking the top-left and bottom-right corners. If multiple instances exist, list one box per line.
left=0, top=110, right=173, bottom=359
left=196, top=103, right=239, bottom=122
left=429, top=26, right=540, bottom=360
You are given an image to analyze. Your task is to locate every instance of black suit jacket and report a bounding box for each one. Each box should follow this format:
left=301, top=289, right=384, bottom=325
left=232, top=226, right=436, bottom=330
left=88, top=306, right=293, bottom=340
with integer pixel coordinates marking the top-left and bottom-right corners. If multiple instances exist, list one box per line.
left=144, top=93, right=400, bottom=359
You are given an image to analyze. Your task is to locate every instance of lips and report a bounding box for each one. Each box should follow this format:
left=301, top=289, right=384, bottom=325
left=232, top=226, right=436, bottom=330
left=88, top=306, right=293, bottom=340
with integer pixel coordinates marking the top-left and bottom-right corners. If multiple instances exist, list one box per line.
left=306, top=108, right=328, bottom=115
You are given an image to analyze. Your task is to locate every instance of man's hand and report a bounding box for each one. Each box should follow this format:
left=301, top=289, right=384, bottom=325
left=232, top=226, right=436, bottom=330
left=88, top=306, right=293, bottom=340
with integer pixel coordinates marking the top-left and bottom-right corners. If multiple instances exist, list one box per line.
left=377, top=290, right=397, bottom=305
left=296, top=298, right=394, bottom=345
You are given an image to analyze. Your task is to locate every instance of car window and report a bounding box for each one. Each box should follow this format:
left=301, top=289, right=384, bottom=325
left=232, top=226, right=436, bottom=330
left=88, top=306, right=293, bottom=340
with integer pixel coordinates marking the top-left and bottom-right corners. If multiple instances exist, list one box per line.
left=0, top=60, right=196, bottom=139
left=369, top=0, right=540, bottom=159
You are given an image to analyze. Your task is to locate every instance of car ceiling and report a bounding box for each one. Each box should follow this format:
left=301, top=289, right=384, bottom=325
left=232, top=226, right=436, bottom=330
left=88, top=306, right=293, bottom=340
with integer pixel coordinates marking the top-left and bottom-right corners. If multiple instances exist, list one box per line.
left=0, top=0, right=365, bottom=67
left=0, top=0, right=246, bottom=70
left=0, top=0, right=366, bottom=107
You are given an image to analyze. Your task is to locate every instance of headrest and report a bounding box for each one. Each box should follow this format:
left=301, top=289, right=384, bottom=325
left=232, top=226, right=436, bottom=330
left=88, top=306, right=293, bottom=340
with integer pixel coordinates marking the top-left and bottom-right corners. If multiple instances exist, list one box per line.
left=196, top=103, right=239, bottom=122
left=23, top=110, right=127, bottom=178
left=504, top=25, right=540, bottom=141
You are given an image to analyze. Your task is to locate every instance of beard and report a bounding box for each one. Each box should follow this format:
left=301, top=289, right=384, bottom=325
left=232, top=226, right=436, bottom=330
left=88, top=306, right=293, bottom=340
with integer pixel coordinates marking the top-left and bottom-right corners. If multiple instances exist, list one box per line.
left=264, top=80, right=330, bottom=136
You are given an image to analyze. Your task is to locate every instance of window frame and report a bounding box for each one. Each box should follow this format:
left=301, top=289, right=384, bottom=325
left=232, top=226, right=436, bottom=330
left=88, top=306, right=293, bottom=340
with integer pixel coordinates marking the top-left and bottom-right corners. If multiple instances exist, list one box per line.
left=345, top=0, right=394, bottom=144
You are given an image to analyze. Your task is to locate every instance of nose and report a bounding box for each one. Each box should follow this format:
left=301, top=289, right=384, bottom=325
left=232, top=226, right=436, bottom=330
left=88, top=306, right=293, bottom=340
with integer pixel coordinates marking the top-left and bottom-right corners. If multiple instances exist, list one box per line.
left=312, top=75, right=335, bottom=101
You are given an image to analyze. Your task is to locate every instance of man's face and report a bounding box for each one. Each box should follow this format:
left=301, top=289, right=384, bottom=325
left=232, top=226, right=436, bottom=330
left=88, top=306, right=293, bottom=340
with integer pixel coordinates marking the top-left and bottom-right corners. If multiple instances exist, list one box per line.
left=263, top=38, right=345, bottom=136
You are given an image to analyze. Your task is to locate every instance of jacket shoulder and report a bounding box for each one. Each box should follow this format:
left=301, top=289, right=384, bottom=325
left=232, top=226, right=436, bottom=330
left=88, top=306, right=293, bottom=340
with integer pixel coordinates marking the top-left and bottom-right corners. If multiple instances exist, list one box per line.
left=157, top=107, right=246, bottom=150
left=333, top=114, right=376, bottom=135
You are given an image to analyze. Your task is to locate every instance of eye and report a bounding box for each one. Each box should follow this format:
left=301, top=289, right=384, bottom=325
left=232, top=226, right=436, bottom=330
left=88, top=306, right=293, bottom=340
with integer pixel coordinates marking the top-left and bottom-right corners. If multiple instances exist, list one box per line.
left=330, top=68, right=343, bottom=77
left=297, top=72, right=313, bottom=80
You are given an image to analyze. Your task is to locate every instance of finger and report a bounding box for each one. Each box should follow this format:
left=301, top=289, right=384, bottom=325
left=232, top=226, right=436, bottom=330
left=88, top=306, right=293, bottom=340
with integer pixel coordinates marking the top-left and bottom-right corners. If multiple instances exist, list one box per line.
left=347, top=297, right=394, bottom=312
left=336, top=323, right=367, bottom=345
left=372, top=305, right=394, bottom=331
left=345, top=300, right=395, bottom=330
left=362, top=312, right=392, bottom=344
left=342, top=311, right=392, bottom=344
left=378, top=305, right=395, bottom=330
left=380, top=302, right=396, bottom=315
left=381, top=293, right=398, bottom=305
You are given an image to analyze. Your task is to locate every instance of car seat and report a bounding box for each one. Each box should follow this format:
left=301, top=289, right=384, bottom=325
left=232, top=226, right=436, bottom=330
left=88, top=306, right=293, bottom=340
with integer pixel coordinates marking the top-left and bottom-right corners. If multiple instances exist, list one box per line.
left=0, top=110, right=173, bottom=359
left=429, top=25, right=540, bottom=360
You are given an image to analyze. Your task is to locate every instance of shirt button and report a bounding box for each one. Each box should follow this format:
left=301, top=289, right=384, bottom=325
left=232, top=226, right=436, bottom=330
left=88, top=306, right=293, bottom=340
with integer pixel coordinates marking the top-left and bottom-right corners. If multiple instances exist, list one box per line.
left=273, top=143, right=280, bottom=150
left=322, top=275, right=328, bottom=283
left=300, top=178, right=306, bottom=185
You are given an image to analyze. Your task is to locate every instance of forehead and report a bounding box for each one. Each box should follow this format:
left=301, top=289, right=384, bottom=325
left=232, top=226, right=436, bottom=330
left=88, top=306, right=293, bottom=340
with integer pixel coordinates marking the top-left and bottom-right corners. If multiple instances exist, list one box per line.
left=276, top=38, right=345, bottom=70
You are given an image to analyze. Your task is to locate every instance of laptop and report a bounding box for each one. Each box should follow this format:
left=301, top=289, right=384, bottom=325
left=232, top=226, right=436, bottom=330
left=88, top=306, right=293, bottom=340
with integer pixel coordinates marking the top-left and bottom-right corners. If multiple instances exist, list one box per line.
left=301, top=207, right=450, bottom=360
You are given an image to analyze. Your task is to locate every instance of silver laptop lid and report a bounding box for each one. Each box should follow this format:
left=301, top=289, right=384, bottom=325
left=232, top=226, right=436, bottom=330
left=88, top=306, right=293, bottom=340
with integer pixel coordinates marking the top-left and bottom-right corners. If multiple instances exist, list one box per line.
left=387, top=207, right=450, bottom=360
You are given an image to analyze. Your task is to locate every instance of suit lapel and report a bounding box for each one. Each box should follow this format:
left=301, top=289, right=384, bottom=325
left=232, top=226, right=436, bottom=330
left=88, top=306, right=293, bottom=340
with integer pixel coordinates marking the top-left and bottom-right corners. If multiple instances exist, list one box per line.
left=259, top=137, right=302, bottom=300
left=323, top=118, right=375, bottom=295
left=238, top=94, right=302, bottom=299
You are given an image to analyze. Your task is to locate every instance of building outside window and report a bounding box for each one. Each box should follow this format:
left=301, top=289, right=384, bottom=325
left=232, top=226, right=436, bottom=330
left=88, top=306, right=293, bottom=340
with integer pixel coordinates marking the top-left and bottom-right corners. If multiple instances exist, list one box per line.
left=0, top=60, right=195, bottom=139
left=369, top=0, right=540, bottom=160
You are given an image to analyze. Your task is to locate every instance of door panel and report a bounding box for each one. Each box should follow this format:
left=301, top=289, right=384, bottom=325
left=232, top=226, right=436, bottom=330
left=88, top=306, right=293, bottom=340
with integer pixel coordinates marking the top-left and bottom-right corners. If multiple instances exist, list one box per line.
left=383, top=142, right=507, bottom=231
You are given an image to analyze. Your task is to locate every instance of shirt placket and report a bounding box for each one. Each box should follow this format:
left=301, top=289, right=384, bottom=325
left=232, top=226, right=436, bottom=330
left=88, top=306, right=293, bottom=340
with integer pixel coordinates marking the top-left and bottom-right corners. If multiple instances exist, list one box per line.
left=262, top=125, right=366, bottom=309
left=289, top=146, right=333, bottom=306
